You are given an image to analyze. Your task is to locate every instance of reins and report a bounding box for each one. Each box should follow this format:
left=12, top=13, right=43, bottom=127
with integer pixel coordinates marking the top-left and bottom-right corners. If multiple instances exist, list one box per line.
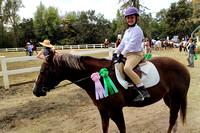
left=36, top=59, right=117, bottom=91
left=58, top=61, right=117, bottom=88
left=55, top=76, right=91, bottom=88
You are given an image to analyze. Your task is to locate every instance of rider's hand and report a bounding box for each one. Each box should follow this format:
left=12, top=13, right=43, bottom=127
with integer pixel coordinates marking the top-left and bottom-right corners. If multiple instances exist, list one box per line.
left=117, top=54, right=123, bottom=63
left=112, top=53, right=117, bottom=61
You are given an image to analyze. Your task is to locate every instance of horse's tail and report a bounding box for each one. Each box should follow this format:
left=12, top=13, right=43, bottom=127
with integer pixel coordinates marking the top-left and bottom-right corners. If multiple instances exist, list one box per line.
left=180, top=94, right=187, bottom=124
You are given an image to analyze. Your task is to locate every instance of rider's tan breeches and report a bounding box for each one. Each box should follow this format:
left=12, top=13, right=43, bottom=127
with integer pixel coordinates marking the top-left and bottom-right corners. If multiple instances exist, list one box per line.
left=118, top=52, right=143, bottom=85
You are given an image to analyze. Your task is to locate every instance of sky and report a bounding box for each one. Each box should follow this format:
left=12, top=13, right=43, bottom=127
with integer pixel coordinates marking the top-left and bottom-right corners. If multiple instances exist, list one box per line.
left=19, top=0, right=179, bottom=21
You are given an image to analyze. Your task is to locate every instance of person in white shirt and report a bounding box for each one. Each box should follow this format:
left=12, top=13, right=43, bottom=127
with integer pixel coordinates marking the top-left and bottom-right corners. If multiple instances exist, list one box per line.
left=117, top=32, right=122, bottom=40
left=116, top=32, right=122, bottom=47
left=112, top=7, right=150, bottom=101
left=166, top=36, right=169, bottom=42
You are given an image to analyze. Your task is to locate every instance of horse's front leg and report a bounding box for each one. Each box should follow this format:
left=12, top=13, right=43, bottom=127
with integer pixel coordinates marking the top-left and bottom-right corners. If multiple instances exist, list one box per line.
left=98, top=109, right=110, bottom=133
left=109, top=108, right=126, bottom=133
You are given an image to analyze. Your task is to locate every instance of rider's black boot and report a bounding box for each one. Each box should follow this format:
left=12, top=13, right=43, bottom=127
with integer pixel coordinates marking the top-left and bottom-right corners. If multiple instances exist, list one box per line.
left=134, top=86, right=150, bottom=101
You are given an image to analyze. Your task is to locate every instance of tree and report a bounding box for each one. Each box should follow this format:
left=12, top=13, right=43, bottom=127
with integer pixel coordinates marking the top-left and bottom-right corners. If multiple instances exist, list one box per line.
left=18, top=18, right=35, bottom=46
left=156, top=9, right=167, bottom=23
left=138, top=12, right=152, bottom=38
left=192, top=0, right=200, bottom=18
left=33, top=2, right=46, bottom=42
left=34, top=3, right=61, bottom=44
left=119, top=0, right=140, bottom=10
left=3, top=0, right=23, bottom=47
left=44, top=6, right=61, bottom=44
left=115, top=9, right=128, bottom=37
left=64, top=11, right=77, bottom=24
left=58, top=11, right=78, bottom=45
left=165, top=0, right=192, bottom=36
left=0, top=0, right=4, bottom=47
left=73, top=10, right=111, bottom=44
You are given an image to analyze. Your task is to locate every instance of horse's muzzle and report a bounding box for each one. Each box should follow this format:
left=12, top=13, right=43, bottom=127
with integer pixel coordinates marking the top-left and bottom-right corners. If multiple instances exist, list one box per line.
left=32, top=83, right=47, bottom=97
left=33, top=90, right=47, bottom=97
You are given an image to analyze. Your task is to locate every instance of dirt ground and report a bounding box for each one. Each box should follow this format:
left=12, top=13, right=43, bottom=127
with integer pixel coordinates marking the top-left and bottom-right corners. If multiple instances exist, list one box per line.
left=0, top=48, right=200, bottom=133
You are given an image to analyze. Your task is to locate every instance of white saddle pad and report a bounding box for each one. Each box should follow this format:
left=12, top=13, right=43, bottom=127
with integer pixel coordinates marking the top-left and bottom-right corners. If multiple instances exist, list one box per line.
left=115, top=61, right=160, bottom=89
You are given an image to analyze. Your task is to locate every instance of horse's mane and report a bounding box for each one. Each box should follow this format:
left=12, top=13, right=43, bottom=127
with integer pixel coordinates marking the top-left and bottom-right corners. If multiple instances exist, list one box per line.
left=53, top=53, right=85, bottom=70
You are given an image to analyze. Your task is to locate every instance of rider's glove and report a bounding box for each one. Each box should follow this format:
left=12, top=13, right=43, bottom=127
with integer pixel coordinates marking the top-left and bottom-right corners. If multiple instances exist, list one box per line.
left=112, top=53, right=117, bottom=61
left=117, top=54, right=123, bottom=63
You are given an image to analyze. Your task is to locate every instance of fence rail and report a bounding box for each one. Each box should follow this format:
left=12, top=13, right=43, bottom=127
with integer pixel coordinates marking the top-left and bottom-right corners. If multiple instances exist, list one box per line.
left=0, top=47, right=114, bottom=89
left=0, top=44, right=115, bottom=52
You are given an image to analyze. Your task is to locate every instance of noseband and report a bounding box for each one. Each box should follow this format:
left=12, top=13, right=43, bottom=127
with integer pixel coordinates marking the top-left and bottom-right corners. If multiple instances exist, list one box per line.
left=35, top=80, right=51, bottom=92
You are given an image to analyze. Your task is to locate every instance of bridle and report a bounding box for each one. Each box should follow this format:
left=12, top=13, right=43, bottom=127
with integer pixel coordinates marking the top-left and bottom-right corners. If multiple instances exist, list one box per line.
left=35, top=80, right=50, bottom=93
left=35, top=61, right=57, bottom=93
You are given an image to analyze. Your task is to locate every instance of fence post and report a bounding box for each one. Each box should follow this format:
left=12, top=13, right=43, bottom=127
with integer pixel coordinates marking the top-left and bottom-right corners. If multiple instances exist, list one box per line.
left=62, top=46, right=64, bottom=50
left=108, top=47, right=113, bottom=60
left=0, top=56, right=10, bottom=89
left=144, top=46, right=147, bottom=54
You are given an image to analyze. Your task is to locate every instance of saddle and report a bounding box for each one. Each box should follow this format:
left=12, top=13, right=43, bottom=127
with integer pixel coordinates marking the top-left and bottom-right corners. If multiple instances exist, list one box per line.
left=114, top=58, right=160, bottom=89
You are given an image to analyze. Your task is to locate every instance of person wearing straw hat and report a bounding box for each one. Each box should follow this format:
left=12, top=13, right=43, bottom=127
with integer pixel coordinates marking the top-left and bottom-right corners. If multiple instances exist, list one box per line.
left=37, top=39, right=60, bottom=59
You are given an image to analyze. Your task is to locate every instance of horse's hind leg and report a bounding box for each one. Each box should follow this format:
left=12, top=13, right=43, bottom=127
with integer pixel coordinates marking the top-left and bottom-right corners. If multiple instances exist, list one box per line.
left=109, top=108, right=126, bottom=133
left=165, top=96, right=180, bottom=133
left=179, top=46, right=182, bottom=52
left=98, top=109, right=109, bottom=133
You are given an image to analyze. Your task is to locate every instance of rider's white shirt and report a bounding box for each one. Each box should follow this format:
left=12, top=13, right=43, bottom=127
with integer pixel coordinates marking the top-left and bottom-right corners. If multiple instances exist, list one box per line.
left=115, top=24, right=144, bottom=55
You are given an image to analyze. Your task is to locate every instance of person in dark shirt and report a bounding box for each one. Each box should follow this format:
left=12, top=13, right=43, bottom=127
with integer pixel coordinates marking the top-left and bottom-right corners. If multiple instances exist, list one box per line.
left=37, top=39, right=59, bottom=59
left=187, top=38, right=196, bottom=67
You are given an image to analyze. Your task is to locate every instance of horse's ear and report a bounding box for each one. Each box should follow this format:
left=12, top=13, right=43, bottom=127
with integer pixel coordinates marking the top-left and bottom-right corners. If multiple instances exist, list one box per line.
left=46, top=51, right=55, bottom=63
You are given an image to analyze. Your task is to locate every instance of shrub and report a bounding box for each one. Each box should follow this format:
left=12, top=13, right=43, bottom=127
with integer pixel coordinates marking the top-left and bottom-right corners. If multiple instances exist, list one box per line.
left=196, top=45, right=200, bottom=54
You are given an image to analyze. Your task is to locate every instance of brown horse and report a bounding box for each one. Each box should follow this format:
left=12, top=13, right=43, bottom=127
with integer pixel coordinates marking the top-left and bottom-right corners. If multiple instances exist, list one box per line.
left=33, top=52, right=190, bottom=133
left=116, top=39, right=121, bottom=47
left=104, top=41, right=110, bottom=48
left=166, top=40, right=174, bottom=48
left=25, top=43, right=40, bottom=55
left=32, top=43, right=39, bottom=54
left=161, top=40, right=174, bottom=49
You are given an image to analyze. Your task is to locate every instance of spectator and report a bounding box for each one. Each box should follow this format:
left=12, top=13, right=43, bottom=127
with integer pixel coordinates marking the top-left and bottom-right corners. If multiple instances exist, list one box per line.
left=156, top=35, right=159, bottom=41
left=27, top=42, right=33, bottom=56
left=37, top=39, right=60, bottom=59
left=187, top=38, right=196, bottom=67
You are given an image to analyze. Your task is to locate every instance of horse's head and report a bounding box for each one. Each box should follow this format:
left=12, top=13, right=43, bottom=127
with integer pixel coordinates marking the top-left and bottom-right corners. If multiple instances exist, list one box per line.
left=33, top=51, right=59, bottom=97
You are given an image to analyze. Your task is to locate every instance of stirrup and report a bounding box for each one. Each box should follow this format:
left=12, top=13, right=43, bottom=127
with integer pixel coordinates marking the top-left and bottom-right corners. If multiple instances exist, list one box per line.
left=134, top=91, right=144, bottom=101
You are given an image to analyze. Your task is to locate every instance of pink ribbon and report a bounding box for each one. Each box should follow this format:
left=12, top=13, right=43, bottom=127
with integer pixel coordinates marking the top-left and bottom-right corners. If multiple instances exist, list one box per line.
left=91, top=72, right=106, bottom=100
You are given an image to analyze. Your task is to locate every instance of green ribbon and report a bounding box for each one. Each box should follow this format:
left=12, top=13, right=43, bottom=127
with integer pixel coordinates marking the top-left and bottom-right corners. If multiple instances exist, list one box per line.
left=145, top=53, right=152, bottom=59
left=195, top=54, right=198, bottom=60
left=99, top=68, right=118, bottom=97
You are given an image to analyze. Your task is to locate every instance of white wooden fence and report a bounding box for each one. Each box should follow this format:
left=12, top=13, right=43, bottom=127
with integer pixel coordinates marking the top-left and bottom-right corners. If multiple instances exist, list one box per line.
left=0, top=47, right=114, bottom=89
left=0, top=44, right=115, bottom=52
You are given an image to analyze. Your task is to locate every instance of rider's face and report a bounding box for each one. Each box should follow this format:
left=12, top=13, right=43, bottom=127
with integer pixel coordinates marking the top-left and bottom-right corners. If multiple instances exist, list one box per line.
left=126, top=15, right=138, bottom=26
